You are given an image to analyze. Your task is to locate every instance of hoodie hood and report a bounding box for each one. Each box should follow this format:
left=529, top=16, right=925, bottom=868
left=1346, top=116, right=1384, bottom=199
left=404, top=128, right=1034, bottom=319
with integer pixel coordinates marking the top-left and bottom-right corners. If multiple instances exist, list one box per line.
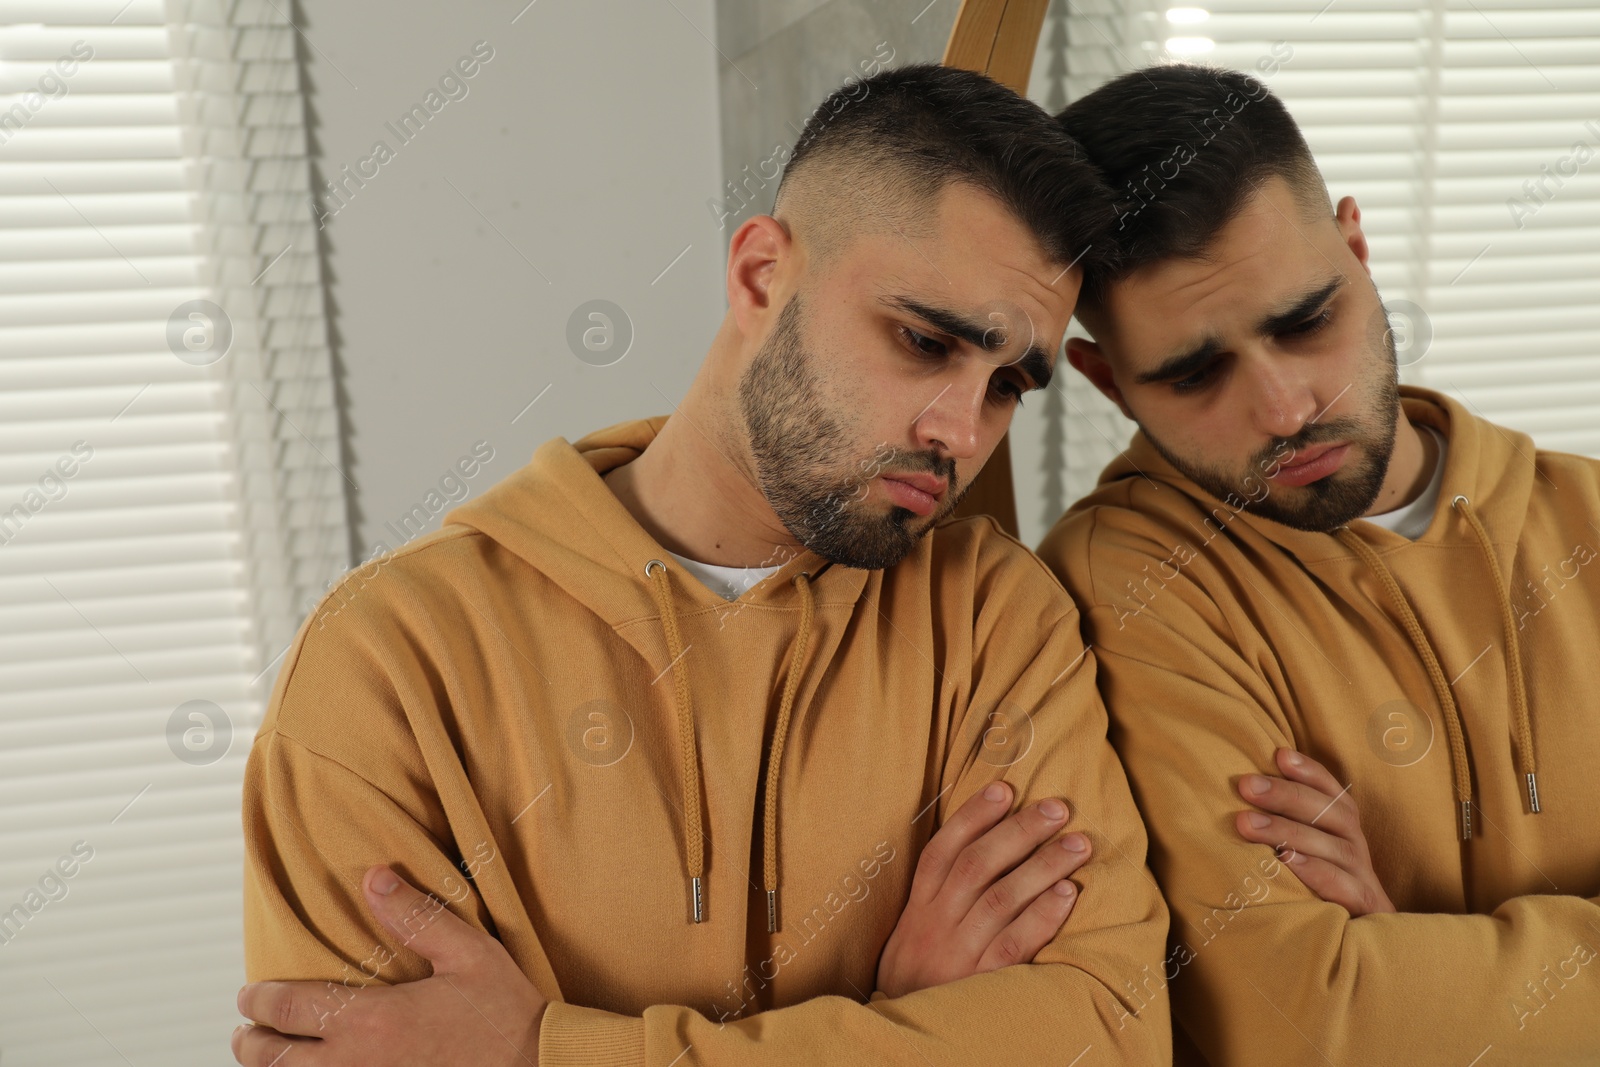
left=445, top=414, right=859, bottom=634
left=1091, top=385, right=1541, bottom=835
left=1091, top=387, right=1535, bottom=565
left=443, top=414, right=867, bottom=927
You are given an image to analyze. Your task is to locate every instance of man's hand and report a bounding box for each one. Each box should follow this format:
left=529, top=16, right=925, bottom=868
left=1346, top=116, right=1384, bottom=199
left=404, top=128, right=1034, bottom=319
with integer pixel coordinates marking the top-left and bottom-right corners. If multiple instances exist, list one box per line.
left=1235, top=747, right=1396, bottom=917
left=877, top=781, right=1091, bottom=999
left=233, top=864, right=547, bottom=1065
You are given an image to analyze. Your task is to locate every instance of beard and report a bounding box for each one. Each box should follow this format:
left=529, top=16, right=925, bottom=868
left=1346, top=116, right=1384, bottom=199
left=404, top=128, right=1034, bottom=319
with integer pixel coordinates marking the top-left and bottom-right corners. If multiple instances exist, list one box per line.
left=737, top=293, right=968, bottom=569
left=1143, top=292, right=1402, bottom=533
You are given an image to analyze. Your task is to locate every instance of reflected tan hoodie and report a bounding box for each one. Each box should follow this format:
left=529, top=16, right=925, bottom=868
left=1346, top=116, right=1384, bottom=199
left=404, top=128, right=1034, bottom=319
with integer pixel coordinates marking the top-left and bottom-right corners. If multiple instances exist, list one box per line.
left=242, top=414, right=1172, bottom=1065
left=1037, top=386, right=1600, bottom=1065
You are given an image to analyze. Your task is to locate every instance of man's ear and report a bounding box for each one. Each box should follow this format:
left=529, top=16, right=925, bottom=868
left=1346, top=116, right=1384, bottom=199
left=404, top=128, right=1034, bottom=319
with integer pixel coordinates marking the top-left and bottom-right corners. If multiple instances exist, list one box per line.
left=1334, top=195, right=1371, bottom=275
left=726, top=215, right=790, bottom=336
left=1065, top=336, right=1134, bottom=421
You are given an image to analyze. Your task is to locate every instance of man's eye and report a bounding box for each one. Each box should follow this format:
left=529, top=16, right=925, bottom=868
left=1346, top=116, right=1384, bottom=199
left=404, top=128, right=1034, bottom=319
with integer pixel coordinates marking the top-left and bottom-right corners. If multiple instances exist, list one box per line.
left=1170, top=363, right=1217, bottom=394
left=900, top=325, right=1024, bottom=406
left=1283, top=309, right=1333, bottom=337
left=992, top=375, right=1026, bottom=406
left=898, top=325, right=948, bottom=358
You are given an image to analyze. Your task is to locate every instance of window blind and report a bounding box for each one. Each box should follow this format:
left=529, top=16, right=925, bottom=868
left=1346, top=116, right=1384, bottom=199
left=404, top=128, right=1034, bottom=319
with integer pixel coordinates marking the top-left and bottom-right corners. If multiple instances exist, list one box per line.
left=0, top=0, right=347, bottom=1062
left=1014, top=0, right=1600, bottom=544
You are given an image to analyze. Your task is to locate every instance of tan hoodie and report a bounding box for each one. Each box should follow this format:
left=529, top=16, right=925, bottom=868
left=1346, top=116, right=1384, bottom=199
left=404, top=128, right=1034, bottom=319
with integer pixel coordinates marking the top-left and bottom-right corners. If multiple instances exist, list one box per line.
left=242, top=414, right=1171, bottom=1065
left=1037, top=386, right=1600, bottom=1065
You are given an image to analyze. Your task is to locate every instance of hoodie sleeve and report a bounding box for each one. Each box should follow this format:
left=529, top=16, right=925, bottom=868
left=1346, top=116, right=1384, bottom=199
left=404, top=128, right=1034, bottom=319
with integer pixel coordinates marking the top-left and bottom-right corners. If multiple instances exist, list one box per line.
left=539, top=520, right=1173, bottom=1066
left=1040, top=506, right=1600, bottom=1067
left=241, top=585, right=528, bottom=996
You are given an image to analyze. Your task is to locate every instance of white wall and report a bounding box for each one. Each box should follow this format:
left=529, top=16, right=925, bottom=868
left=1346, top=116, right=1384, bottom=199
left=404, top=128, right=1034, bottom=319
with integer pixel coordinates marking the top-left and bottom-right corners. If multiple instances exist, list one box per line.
left=298, top=0, right=727, bottom=561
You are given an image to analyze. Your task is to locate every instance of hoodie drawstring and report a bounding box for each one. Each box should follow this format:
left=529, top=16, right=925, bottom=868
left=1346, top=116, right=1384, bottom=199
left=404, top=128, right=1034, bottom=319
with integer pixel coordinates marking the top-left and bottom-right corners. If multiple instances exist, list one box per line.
left=643, top=558, right=816, bottom=928
left=764, top=570, right=814, bottom=933
left=1336, top=527, right=1476, bottom=839
left=645, top=558, right=707, bottom=921
left=1338, top=493, right=1540, bottom=839
left=1451, top=495, right=1539, bottom=814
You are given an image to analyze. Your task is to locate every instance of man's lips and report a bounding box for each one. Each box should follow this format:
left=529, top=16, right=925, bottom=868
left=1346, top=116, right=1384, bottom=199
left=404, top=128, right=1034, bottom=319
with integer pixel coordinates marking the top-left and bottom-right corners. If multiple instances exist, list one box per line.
left=880, top=473, right=946, bottom=516
left=883, top=472, right=947, bottom=497
left=1268, top=442, right=1350, bottom=487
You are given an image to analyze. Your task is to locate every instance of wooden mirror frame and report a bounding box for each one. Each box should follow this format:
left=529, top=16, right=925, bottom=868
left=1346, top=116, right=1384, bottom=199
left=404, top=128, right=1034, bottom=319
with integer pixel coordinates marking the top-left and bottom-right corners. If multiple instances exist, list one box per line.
left=940, top=0, right=1052, bottom=540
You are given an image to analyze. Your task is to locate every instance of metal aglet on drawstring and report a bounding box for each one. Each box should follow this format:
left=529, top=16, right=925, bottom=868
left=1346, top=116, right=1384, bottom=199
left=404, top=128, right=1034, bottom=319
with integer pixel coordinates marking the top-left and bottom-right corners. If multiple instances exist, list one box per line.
left=767, top=889, right=779, bottom=933
left=1527, top=772, right=1541, bottom=813
left=691, top=876, right=704, bottom=923
left=1460, top=801, right=1472, bottom=840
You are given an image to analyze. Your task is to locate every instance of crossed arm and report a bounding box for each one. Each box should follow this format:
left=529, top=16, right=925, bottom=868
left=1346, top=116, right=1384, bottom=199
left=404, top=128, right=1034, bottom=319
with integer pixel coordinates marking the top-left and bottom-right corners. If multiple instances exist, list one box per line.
left=232, top=781, right=1098, bottom=1065
left=1088, top=614, right=1600, bottom=1065
left=232, top=546, right=1170, bottom=1065
left=229, top=734, right=1388, bottom=1067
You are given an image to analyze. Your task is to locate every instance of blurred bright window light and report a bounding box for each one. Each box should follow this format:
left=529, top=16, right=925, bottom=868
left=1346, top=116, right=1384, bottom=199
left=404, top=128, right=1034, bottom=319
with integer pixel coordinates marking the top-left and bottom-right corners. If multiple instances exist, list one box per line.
left=1166, top=7, right=1210, bottom=24
left=1165, top=35, right=1216, bottom=54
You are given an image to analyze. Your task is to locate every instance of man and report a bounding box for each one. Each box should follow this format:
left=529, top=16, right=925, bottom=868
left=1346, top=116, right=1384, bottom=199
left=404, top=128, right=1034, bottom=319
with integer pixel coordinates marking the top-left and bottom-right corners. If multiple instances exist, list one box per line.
left=234, top=64, right=1170, bottom=1065
left=1037, top=64, right=1600, bottom=1064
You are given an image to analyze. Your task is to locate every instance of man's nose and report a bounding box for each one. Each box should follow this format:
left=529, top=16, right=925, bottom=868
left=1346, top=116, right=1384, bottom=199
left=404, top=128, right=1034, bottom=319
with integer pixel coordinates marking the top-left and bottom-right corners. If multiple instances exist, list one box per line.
left=1248, top=358, right=1319, bottom=441
left=912, top=373, right=987, bottom=461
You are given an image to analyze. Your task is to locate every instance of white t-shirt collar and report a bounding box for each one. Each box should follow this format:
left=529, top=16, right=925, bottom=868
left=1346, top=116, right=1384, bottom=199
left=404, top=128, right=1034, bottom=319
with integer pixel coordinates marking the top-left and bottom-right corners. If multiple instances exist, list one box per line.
left=663, top=548, right=782, bottom=602
left=1363, top=424, right=1447, bottom=541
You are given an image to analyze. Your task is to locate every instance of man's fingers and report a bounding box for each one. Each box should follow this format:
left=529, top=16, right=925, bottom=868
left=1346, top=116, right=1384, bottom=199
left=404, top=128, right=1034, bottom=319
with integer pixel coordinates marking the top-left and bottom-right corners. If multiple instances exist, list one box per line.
left=974, top=878, right=1079, bottom=973
left=236, top=980, right=343, bottom=1039
left=938, top=798, right=1071, bottom=915
left=1238, top=774, right=1356, bottom=839
left=231, top=1022, right=320, bottom=1066
left=963, top=831, right=1092, bottom=944
left=362, top=864, right=481, bottom=973
left=908, top=781, right=1014, bottom=904
left=1273, top=849, right=1383, bottom=916
left=1275, top=748, right=1345, bottom=798
left=1235, top=810, right=1357, bottom=872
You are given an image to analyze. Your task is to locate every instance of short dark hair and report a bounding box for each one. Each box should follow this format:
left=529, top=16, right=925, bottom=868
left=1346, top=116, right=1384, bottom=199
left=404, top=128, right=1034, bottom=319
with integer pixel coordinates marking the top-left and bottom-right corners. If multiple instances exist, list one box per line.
left=1055, top=64, right=1329, bottom=309
left=774, top=62, right=1115, bottom=277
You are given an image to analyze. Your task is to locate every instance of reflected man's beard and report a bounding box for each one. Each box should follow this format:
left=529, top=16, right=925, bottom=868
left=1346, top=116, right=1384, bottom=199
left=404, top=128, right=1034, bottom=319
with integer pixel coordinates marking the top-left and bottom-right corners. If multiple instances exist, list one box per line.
left=1143, top=297, right=1402, bottom=533
left=737, top=294, right=963, bottom=569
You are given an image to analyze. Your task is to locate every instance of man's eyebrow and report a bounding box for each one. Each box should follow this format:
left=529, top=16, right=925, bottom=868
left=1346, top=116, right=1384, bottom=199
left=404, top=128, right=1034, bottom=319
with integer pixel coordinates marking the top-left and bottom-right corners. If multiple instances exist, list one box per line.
left=1136, top=339, right=1222, bottom=386
left=1258, top=276, right=1344, bottom=336
left=1134, top=276, right=1347, bottom=387
left=884, top=295, right=1055, bottom=390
